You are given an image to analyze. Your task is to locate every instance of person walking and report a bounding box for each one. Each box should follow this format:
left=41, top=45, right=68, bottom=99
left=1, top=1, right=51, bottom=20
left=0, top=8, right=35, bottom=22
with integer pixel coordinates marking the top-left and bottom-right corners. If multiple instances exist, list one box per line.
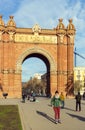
left=60, top=92, right=65, bottom=108
left=51, top=90, right=61, bottom=124
left=75, top=91, right=81, bottom=111
left=22, top=92, right=26, bottom=103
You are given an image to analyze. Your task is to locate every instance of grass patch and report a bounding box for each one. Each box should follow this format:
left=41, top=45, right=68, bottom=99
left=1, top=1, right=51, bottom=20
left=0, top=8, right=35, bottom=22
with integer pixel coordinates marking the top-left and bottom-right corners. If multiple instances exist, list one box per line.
left=0, top=105, right=23, bottom=130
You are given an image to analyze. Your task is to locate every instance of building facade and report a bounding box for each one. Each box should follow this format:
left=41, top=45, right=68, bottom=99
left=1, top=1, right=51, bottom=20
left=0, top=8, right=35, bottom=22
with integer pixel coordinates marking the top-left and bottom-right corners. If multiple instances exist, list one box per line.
left=0, top=16, right=75, bottom=98
left=74, top=67, right=85, bottom=95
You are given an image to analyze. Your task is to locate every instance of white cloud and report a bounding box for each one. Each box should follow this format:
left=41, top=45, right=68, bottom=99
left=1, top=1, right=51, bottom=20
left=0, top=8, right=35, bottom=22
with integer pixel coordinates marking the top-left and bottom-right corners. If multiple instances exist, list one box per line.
left=13, top=0, right=69, bottom=28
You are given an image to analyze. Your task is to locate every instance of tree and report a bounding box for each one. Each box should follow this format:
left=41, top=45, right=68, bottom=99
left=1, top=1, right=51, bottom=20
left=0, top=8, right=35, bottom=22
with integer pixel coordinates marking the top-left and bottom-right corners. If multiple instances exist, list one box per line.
left=65, top=74, right=74, bottom=96
left=23, top=77, right=46, bottom=95
left=74, top=80, right=83, bottom=94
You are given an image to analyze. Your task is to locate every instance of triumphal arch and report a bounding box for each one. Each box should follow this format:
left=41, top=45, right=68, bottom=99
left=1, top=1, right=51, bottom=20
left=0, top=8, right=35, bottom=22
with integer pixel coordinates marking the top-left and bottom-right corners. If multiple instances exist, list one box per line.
left=0, top=16, right=75, bottom=98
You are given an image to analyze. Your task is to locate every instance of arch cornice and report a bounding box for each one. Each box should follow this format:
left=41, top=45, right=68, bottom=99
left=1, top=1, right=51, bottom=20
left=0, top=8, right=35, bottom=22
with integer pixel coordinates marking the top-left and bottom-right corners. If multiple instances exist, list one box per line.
left=16, top=47, right=57, bottom=74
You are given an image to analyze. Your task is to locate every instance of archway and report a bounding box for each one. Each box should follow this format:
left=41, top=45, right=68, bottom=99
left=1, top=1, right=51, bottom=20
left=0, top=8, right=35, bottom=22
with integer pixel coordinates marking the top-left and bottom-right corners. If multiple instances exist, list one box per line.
left=16, top=47, right=57, bottom=97
left=22, top=53, right=50, bottom=96
left=0, top=16, right=75, bottom=98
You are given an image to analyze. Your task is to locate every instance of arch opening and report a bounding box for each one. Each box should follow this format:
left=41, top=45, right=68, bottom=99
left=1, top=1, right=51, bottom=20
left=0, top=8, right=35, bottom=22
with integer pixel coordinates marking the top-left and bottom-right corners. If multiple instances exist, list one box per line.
left=22, top=53, right=51, bottom=97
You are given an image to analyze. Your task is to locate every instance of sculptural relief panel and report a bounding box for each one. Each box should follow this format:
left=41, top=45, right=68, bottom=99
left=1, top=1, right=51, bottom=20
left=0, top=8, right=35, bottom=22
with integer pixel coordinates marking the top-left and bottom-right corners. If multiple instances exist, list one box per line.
left=14, top=34, right=57, bottom=44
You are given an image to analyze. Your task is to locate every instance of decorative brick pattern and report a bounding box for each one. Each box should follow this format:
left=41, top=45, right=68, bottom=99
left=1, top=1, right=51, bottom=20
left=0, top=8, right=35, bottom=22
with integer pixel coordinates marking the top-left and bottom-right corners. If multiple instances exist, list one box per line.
left=0, top=16, right=75, bottom=98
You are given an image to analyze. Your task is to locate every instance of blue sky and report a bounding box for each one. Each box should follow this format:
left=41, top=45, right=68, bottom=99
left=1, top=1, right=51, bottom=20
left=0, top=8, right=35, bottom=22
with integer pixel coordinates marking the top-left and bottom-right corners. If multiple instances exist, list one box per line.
left=0, top=0, right=85, bottom=81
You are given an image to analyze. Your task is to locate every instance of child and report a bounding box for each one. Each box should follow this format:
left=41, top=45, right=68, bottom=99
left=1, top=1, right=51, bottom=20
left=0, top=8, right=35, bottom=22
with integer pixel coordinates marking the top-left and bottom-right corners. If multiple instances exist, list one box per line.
left=51, top=91, right=61, bottom=124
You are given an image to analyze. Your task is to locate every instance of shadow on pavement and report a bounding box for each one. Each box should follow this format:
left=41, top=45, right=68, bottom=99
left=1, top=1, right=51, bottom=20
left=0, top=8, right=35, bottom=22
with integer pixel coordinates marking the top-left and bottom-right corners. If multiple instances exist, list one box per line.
left=48, top=104, right=75, bottom=112
left=64, top=107, right=75, bottom=112
left=36, top=110, right=55, bottom=123
left=48, top=104, right=52, bottom=107
left=81, top=102, right=85, bottom=105
left=66, top=113, right=85, bottom=121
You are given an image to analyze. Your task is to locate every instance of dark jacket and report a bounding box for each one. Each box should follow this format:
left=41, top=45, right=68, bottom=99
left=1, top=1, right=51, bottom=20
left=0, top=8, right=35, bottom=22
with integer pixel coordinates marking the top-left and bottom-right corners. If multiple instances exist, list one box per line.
left=75, top=92, right=81, bottom=103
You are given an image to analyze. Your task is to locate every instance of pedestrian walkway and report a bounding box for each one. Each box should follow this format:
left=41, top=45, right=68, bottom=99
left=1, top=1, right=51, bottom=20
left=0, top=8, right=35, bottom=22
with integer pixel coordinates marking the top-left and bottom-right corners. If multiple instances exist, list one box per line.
left=0, top=97, right=85, bottom=130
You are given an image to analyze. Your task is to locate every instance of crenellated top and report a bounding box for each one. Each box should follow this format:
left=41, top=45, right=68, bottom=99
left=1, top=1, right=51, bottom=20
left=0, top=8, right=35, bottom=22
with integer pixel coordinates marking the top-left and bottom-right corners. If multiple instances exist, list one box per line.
left=0, top=15, right=5, bottom=31
left=56, top=18, right=65, bottom=29
left=0, top=15, right=5, bottom=26
left=55, top=18, right=75, bottom=36
left=67, top=19, right=75, bottom=30
left=7, top=16, right=16, bottom=27
left=6, top=16, right=16, bottom=32
left=0, top=15, right=16, bottom=33
left=67, top=19, right=75, bottom=35
left=0, top=15, right=76, bottom=42
left=56, top=18, right=66, bottom=35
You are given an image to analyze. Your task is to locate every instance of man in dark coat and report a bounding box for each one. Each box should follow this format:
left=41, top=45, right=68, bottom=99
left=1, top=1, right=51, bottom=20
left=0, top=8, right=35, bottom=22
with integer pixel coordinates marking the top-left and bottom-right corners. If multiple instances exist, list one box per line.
left=75, top=92, right=81, bottom=111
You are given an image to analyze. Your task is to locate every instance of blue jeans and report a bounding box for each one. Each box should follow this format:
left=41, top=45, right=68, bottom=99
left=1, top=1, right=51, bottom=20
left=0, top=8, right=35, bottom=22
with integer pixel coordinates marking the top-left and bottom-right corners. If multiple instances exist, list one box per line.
left=61, top=100, right=64, bottom=108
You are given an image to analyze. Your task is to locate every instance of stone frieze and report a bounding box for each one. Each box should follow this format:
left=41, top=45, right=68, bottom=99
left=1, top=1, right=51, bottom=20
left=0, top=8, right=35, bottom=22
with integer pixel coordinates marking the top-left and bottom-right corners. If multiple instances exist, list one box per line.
left=14, top=34, right=57, bottom=44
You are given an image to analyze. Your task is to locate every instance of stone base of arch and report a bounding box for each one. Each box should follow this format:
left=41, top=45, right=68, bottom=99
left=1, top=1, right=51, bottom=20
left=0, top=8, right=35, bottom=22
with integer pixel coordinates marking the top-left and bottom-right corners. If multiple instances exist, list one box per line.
left=0, top=70, right=68, bottom=98
left=0, top=73, right=22, bottom=98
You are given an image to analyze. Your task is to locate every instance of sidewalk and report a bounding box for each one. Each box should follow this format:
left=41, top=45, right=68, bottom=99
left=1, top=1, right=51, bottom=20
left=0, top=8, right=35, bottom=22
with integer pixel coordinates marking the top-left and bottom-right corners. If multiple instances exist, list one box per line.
left=0, top=97, right=85, bottom=130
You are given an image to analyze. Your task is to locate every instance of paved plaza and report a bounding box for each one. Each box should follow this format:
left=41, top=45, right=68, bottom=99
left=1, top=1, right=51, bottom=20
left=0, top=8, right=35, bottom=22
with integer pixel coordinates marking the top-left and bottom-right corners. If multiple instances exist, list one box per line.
left=0, top=97, right=85, bottom=130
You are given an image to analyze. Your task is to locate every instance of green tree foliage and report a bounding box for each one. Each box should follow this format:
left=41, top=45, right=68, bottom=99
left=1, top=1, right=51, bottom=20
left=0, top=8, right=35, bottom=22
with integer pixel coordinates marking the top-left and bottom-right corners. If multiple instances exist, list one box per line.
left=23, top=77, right=46, bottom=95
left=74, top=80, right=83, bottom=93
left=65, top=74, right=74, bottom=96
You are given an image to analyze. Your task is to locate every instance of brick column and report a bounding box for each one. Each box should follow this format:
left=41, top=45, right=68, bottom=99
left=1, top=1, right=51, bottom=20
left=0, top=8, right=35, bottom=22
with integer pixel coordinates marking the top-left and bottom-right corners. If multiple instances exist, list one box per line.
left=14, top=70, right=22, bottom=98
left=56, top=19, right=66, bottom=94
left=50, top=71, right=57, bottom=96
left=66, top=19, right=76, bottom=95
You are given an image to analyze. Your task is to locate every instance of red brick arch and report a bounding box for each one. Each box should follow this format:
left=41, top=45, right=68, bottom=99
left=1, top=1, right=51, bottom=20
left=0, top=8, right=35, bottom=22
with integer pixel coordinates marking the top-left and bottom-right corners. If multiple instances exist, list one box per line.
left=0, top=16, right=75, bottom=98
left=16, top=47, right=56, bottom=72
